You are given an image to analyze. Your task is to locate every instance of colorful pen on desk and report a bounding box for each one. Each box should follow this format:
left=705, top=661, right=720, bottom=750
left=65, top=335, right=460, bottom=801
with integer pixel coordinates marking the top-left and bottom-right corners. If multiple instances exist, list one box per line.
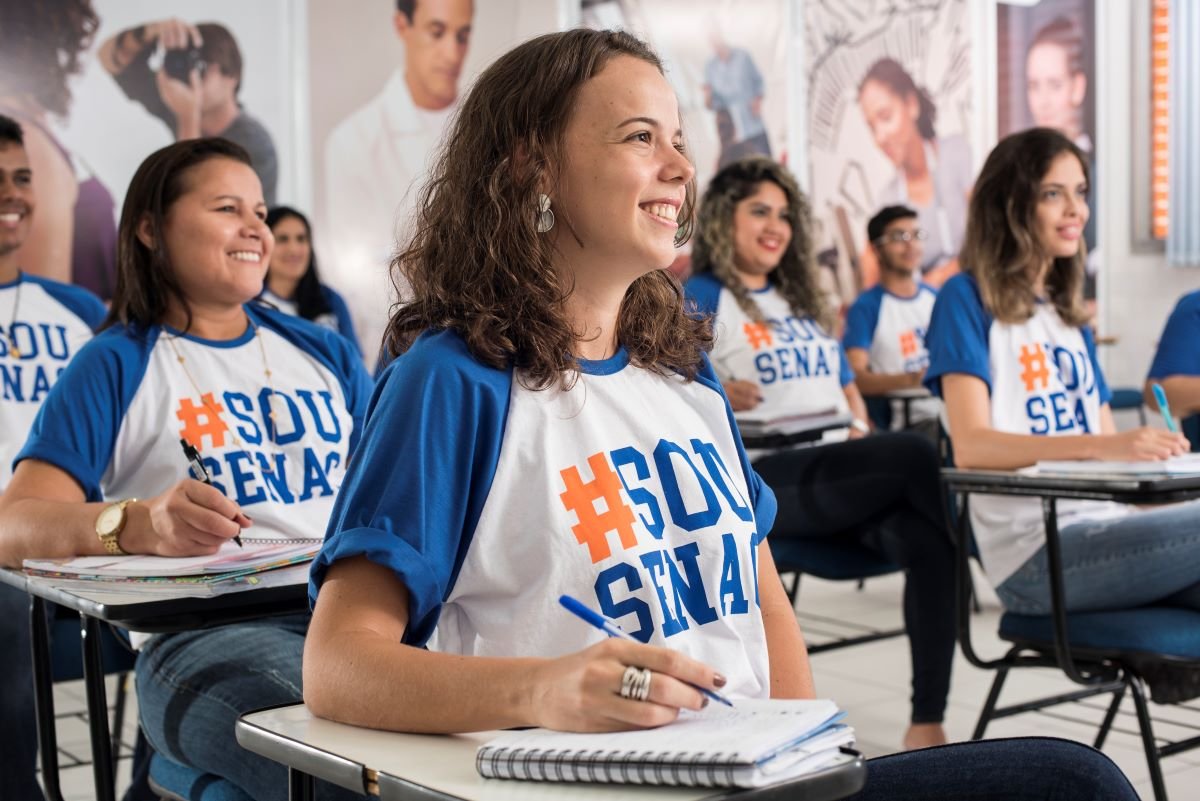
left=180, top=438, right=243, bottom=548
left=1151, top=382, right=1179, bottom=434
left=558, top=594, right=734, bottom=707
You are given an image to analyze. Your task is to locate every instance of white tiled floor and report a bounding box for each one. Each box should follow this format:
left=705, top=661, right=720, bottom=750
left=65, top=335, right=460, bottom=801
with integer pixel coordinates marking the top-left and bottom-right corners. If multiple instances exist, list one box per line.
left=47, top=569, right=1200, bottom=799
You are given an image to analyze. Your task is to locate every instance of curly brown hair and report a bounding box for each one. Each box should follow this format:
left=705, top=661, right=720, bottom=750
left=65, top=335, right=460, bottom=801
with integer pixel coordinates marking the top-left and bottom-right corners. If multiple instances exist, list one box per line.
left=961, top=127, right=1089, bottom=326
left=385, top=28, right=708, bottom=390
left=691, top=157, right=829, bottom=328
left=0, top=0, right=99, bottom=118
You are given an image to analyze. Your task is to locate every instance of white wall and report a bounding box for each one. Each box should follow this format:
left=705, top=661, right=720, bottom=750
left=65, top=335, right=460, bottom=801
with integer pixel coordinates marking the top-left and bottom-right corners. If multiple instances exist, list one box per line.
left=1096, top=0, right=1197, bottom=390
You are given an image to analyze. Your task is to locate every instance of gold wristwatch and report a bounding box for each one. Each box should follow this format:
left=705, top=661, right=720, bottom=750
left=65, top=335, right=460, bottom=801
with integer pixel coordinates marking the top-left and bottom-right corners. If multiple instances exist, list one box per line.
left=95, top=499, right=137, bottom=555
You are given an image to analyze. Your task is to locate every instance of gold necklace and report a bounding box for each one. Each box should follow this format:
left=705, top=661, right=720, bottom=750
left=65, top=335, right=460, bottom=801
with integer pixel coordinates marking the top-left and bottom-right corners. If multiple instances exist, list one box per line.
left=5, top=271, right=23, bottom=359
left=166, top=318, right=282, bottom=473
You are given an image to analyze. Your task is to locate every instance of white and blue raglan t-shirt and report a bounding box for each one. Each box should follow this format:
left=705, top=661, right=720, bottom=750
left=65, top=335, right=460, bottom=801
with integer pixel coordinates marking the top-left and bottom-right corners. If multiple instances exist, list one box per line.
left=843, top=283, right=940, bottom=427
left=1, top=273, right=106, bottom=490
left=16, top=304, right=371, bottom=543
left=684, top=273, right=853, bottom=430
left=261, top=285, right=361, bottom=357
left=1147, top=289, right=1200, bottom=381
left=925, top=274, right=1132, bottom=585
left=311, top=330, right=779, bottom=699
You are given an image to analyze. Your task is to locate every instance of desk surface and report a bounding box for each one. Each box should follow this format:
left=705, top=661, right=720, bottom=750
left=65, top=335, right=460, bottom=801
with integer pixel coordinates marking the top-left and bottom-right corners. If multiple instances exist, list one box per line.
left=941, top=467, right=1200, bottom=503
left=879, top=388, right=932, bottom=400
left=0, top=564, right=309, bottom=632
left=739, top=414, right=852, bottom=451
left=237, top=705, right=866, bottom=801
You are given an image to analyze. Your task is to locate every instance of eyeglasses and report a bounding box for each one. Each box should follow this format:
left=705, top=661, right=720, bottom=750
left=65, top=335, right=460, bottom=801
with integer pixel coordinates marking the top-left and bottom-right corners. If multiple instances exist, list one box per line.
left=876, top=229, right=928, bottom=245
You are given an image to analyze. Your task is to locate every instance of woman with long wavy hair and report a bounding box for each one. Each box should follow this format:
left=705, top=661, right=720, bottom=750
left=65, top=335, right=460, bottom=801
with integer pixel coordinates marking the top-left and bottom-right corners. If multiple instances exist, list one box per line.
left=685, top=156, right=956, bottom=751
left=927, top=128, right=1199, bottom=645
left=299, top=30, right=1144, bottom=801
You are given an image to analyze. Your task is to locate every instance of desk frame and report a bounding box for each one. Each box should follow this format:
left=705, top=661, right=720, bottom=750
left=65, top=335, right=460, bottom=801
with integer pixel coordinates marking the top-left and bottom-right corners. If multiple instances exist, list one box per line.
left=940, top=469, right=1200, bottom=801
left=0, top=569, right=307, bottom=801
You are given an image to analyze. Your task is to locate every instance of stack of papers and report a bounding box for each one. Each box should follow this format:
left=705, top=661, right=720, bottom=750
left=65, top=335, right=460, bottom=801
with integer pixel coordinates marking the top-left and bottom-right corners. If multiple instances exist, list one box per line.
left=1032, top=454, right=1200, bottom=476
left=736, top=407, right=849, bottom=437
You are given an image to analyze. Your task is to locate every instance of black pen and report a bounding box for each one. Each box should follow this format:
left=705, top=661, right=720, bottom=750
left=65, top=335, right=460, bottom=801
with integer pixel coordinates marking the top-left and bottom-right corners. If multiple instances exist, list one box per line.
left=180, top=438, right=243, bottom=547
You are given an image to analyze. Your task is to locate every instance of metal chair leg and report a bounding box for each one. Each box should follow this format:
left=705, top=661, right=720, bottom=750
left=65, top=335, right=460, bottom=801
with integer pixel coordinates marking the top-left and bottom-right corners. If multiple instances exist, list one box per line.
left=1093, top=682, right=1127, bottom=750
left=112, top=671, right=130, bottom=771
left=973, top=666, right=1009, bottom=740
left=1128, top=675, right=1169, bottom=801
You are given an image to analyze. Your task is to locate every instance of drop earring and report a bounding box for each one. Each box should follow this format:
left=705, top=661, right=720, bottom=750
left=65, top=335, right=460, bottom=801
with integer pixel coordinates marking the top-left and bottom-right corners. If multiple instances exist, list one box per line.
left=536, top=193, right=555, bottom=233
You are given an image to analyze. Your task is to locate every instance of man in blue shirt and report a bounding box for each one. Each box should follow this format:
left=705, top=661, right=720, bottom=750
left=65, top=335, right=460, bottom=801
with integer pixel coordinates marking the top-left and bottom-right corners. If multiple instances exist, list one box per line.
left=704, top=26, right=770, bottom=168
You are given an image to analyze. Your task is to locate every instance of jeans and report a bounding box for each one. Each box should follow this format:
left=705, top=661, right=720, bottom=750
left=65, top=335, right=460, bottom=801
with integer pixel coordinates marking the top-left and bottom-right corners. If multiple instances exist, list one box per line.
left=0, top=582, right=40, bottom=801
left=753, top=432, right=956, bottom=724
left=851, top=737, right=1139, bottom=800
left=136, top=612, right=367, bottom=801
left=997, top=500, right=1200, bottom=615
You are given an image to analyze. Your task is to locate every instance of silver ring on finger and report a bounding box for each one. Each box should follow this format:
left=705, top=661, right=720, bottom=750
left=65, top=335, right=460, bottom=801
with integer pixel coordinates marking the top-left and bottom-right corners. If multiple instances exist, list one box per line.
left=619, top=665, right=652, bottom=701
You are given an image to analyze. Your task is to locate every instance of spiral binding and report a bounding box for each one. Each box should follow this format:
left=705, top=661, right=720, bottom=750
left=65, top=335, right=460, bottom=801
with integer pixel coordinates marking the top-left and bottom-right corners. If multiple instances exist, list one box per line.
left=475, top=743, right=742, bottom=786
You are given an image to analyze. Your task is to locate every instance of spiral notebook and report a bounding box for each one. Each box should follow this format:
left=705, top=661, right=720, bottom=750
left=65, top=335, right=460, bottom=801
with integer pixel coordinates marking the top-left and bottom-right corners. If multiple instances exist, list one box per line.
left=475, top=699, right=854, bottom=788
left=22, top=537, right=321, bottom=580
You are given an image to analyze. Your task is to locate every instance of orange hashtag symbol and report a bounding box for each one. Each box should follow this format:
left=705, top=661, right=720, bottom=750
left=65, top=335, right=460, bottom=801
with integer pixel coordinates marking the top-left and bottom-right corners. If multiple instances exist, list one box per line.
left=176, top=393, right=229, bottom=450
left=743, top=322, right=773, bottom=349
left=900, top=331, right=918, bottom=358
left=1018, top=344, right=1051, bottom=392
left=559, top=452, right=639, bottom=564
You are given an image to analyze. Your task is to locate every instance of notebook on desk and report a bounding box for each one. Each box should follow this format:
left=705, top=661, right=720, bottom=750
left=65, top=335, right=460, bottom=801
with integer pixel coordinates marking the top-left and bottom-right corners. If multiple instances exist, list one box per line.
left=735, top=407, right=848, bottom=437
left=475, top=699, right=854, bottom=788
left=1031, top=454, right=1200, bottom=476
left=22, top=537, right=320, bottom=581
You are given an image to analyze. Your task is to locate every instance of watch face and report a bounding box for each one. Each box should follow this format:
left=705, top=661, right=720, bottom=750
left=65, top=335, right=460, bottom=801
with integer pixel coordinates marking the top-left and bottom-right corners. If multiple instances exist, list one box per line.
left=97, top=504, right=124, bottom=536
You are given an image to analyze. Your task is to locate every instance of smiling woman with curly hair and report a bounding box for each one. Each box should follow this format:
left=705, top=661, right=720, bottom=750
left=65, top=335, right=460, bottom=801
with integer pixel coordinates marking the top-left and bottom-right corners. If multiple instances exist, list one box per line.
left=685, top=156, right=958, bottom=751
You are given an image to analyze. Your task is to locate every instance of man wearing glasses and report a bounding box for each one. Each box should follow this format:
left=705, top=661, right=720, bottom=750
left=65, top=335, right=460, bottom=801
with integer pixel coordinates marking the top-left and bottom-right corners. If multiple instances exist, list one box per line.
left=843, top=205, right=941, bottom=438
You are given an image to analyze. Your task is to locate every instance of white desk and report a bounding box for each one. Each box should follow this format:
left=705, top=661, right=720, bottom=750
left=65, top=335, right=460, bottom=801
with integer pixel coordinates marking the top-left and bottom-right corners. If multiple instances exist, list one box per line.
left=236, top=704, right=867, bottom=801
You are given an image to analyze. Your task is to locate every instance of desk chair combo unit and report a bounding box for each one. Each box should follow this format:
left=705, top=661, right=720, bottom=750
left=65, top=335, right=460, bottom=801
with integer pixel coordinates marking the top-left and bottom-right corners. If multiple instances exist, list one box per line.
left=941, top=469, right=1200, bottom=801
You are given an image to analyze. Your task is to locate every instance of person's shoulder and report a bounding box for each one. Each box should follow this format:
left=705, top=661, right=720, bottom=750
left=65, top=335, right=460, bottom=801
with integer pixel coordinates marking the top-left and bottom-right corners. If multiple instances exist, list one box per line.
left=1173, top=289, right=1200, bottom=316
left=72, top=322, right=158, bottom=373
left=683, top=273, right=726, bottom=315
left=850, top=284, right=886, bottom=310
left=919, top=281, right=940, bottom=297
left=391, top=329, right=508, bottom=383
left=251, top=303, right=352, bottom=359
left=327, top=78, right=394, bottom=148
left=23, top=274, right=107, bottom=328
left=938, top=272, right=982, bottom=304
left=320, top=283, right=350, bottom=309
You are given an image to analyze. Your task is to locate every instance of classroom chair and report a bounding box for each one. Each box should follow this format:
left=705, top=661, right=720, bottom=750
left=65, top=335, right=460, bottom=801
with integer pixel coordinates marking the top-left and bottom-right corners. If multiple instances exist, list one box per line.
left=770, top=538, right=905, bottom=654
left=148, top=752, right=251, bottom=801
left=1183, top=415, right=1199, bottom=451
left=1108, top=386, right=1148, bottom=426
left=948, top=492, right=1200, bottom=801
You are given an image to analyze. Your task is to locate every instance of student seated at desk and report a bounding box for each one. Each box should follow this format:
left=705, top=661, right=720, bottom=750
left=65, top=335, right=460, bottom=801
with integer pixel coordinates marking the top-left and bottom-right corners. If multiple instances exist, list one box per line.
left=925, top=127, right=1200, bottom=620
left=0, top=113, right=109, bottom=801
left=302, top=30, right=1138, bottom=801
left=1145, top=289, right=1200, bottom=438
left=0, top=138, right=372, bottom=801
left=843, top=205, right=940, bottom=440
left=683, top=157, right=954, bottom=750
left=262, top=205, right=361, bottom=357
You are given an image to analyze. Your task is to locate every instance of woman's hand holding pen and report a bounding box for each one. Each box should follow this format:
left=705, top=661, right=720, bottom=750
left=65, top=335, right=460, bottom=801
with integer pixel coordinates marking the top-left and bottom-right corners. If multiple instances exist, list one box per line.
left=1096, top=428, right=1190, bottom=462
left=123, top=479, right=252, bottom=556
left=724, top=380, right=764, bottom=412
left=526, top=639, right=725, bottom=733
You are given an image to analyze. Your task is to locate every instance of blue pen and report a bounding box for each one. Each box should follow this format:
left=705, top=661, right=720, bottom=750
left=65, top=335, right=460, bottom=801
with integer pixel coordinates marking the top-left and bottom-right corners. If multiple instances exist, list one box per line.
left=558, top=594, right=734, bottom=707
left=1151, top=382, right=1179, bottom=434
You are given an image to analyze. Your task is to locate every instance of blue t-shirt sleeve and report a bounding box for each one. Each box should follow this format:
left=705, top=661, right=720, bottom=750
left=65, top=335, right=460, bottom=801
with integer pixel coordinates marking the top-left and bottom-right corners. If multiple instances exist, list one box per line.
left=683, top=274, right=724, bottom=319
left=32, top=276, right=107, bottom=330
left=842, top=291, right=880, bottom=351
left=924, top=274, right=993, bottom=396
left=1081, top=326, right=1112, bottom=405
left=308, top=331, right=512, bottom=645
left=695, top=355, right=776, bottom=543
left=322, top=285, right=362, bottom=357
left=837, top=343, right=855, bottom=387
left=14, top=330, right=148, bottom=500
left=1147, top=291, right=1200, bottom=379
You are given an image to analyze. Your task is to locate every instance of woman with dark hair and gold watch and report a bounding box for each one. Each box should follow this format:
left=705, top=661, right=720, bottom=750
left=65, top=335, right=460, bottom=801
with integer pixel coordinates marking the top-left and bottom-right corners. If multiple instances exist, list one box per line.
left=0, top=137, right=371, bottom=800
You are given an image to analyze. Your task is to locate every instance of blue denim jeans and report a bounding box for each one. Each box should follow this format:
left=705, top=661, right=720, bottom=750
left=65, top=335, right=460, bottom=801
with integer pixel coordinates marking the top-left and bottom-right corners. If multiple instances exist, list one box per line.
left=0, top=582, right=41, bottom=801
left=997, top=500, right=1200, bottom=615
left=135, top=612, right=366, bottom=801
left=852, top=737, right=1138, bottom=800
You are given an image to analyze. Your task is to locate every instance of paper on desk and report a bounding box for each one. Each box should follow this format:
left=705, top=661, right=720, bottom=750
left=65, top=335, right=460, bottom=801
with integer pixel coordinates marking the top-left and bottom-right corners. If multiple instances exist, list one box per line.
left=23, top=538, right=319, bottom=579
left=1032, top=453, right=1200, bottom=476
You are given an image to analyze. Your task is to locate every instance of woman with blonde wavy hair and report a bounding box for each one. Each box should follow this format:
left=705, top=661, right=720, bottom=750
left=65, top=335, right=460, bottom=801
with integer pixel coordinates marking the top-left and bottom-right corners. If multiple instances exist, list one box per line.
left=927, top=128, right=1199, bottom=635
left=685, top=156, right=956, bottom=750
left=301, top=31, right=1142, bottom=801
